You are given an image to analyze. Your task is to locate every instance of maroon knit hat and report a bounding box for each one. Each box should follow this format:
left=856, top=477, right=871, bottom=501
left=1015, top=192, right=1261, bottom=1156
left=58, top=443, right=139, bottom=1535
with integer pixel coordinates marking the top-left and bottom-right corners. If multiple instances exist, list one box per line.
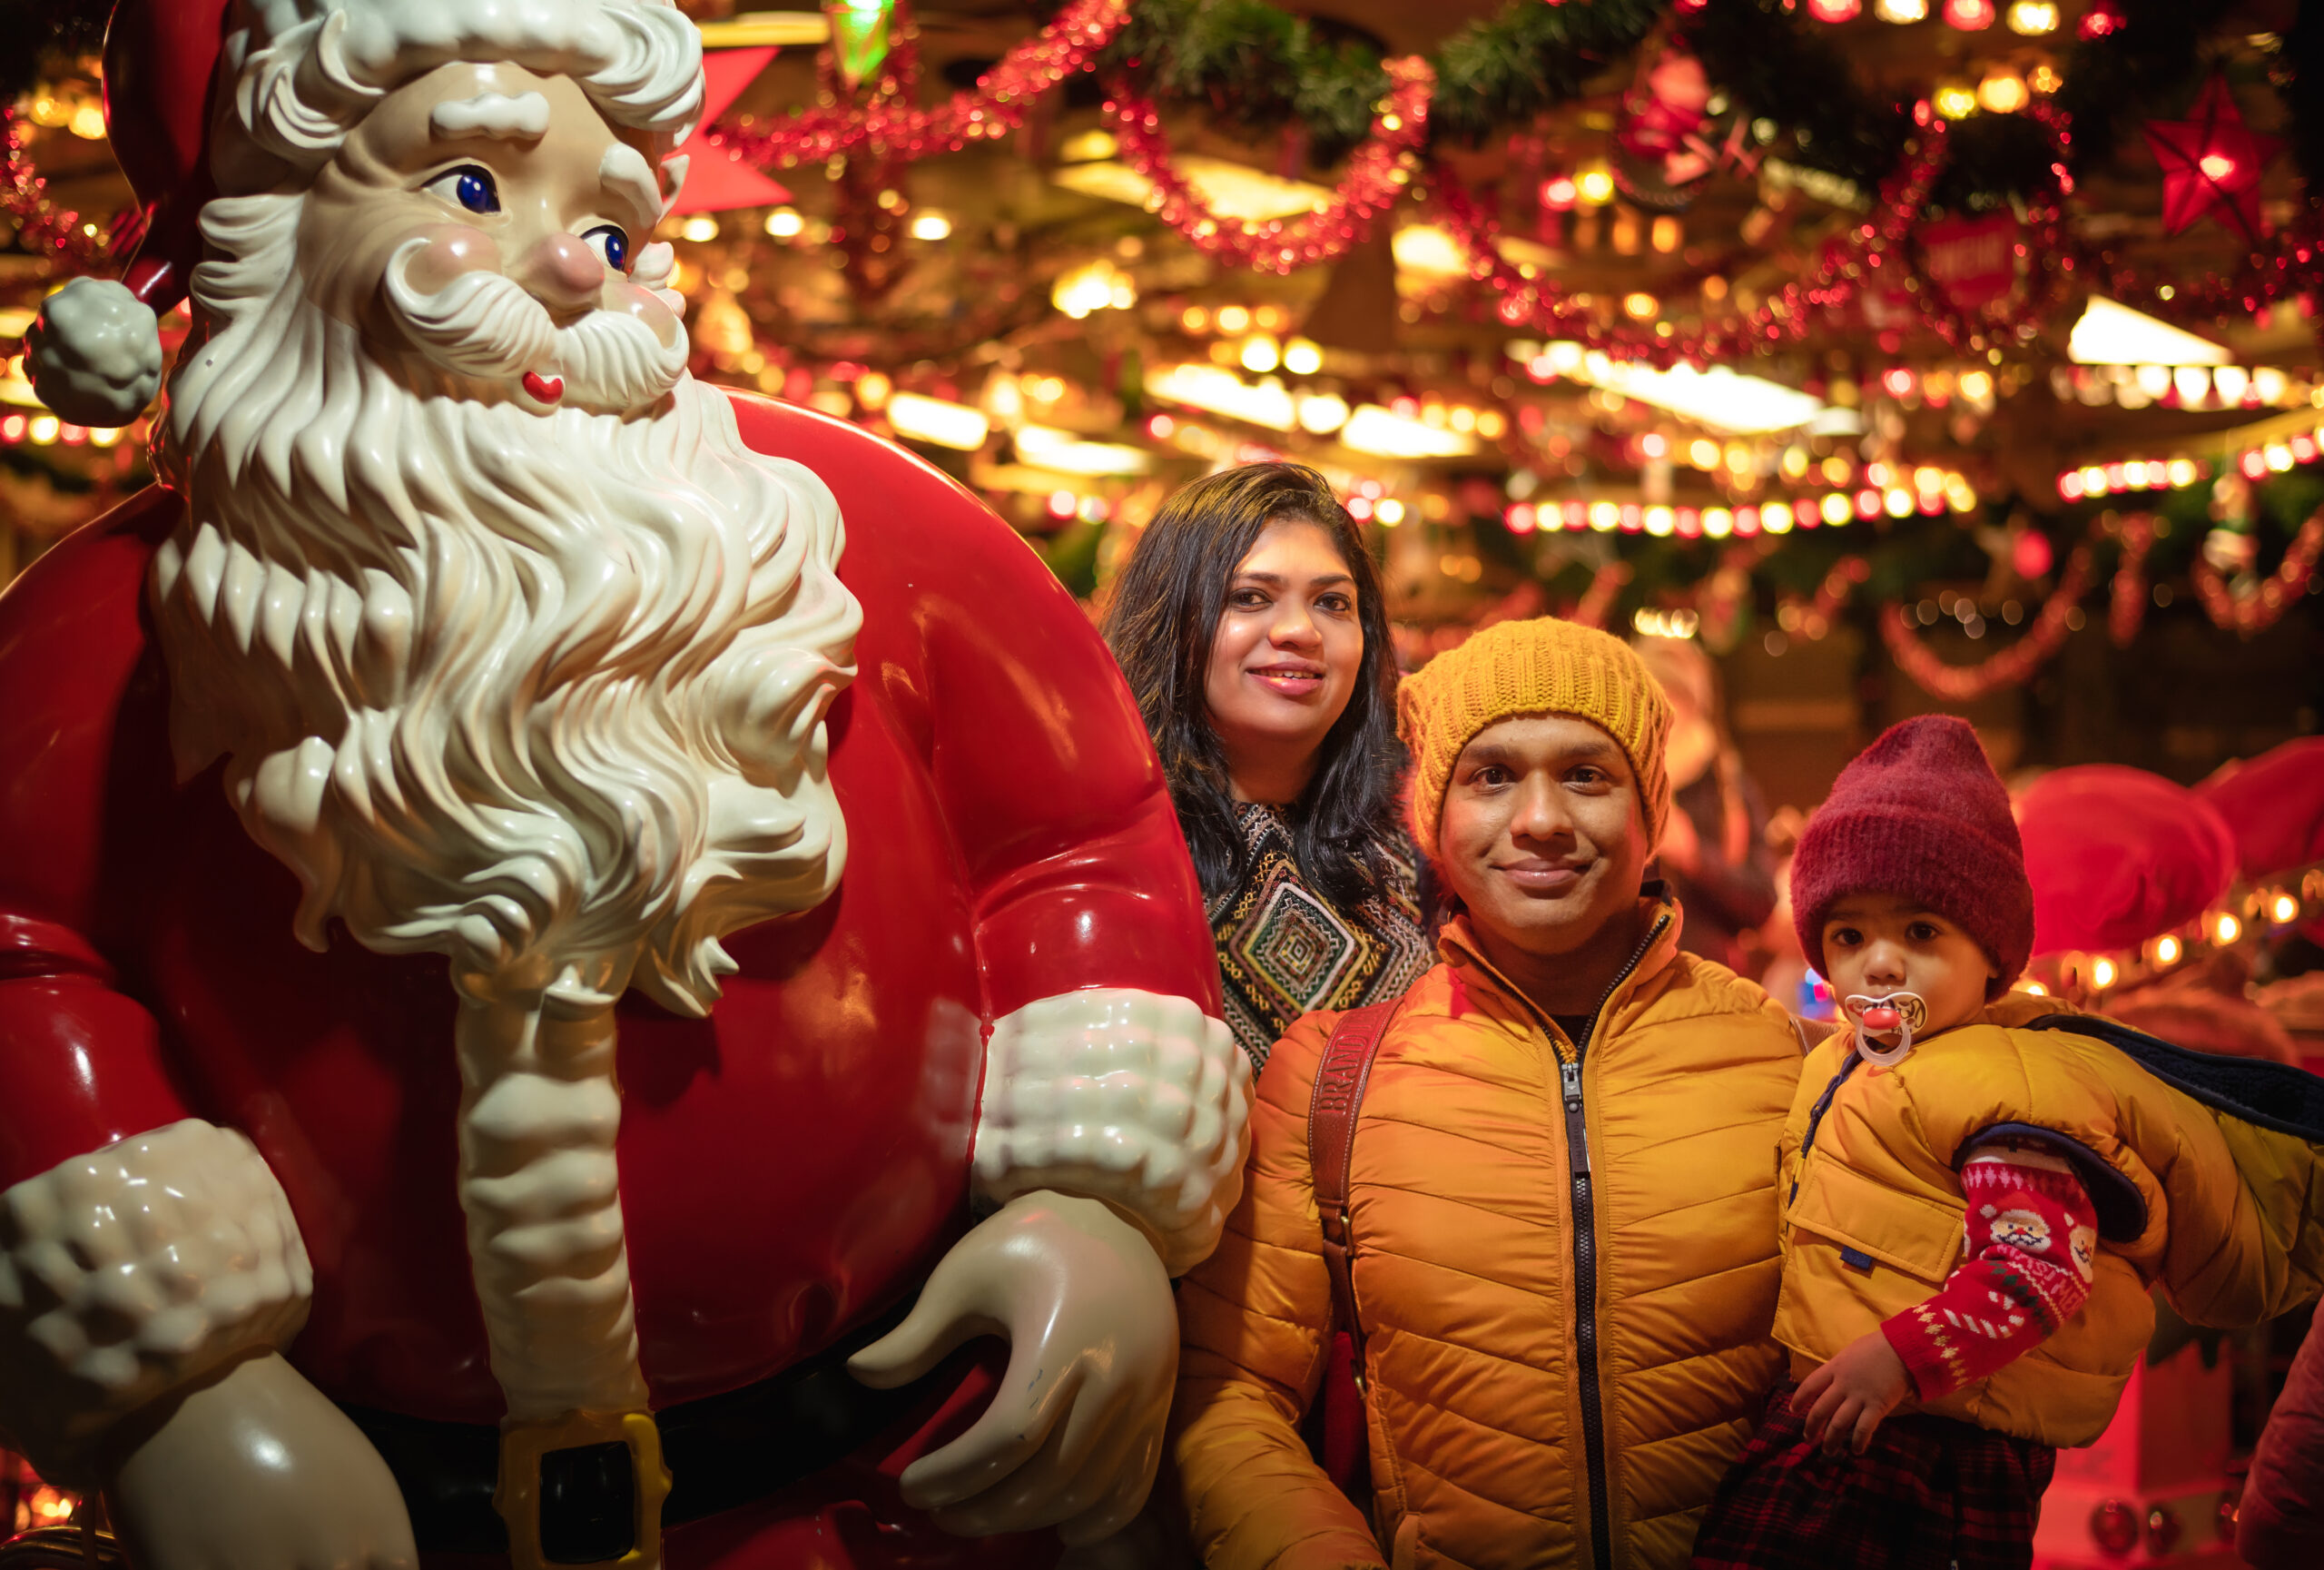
left=1791, top=716, right=2033, bottom=999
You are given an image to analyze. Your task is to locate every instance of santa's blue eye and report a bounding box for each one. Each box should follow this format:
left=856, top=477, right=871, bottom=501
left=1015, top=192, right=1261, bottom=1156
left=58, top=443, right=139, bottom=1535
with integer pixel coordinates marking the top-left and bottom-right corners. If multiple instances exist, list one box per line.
left=585, top=224, right=630, bottom=272
left=428, top=164, right=500, bottom=214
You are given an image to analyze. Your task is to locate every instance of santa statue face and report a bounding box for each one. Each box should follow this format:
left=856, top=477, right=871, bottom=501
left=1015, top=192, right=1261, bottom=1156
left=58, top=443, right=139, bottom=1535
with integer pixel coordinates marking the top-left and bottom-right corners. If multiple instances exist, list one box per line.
left=296, top=60, right=684, bottom=415
left=151, top=11, right=862, bottom=1018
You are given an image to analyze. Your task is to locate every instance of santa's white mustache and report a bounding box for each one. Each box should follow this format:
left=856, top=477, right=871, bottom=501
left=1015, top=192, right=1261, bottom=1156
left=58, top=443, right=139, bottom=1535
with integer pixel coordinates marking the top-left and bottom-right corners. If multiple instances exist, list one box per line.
left=381, top=241, right=690, bottom=412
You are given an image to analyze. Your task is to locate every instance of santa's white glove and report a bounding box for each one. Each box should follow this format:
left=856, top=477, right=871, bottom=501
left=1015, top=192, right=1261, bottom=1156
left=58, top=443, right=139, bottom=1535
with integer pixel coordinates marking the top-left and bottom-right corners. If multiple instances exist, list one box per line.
left=846, top=1191, right=1175, bottom=1545
left=972, top=989, right=1252, bottom=1277
left=103, top=1351, right=417, bottom=1570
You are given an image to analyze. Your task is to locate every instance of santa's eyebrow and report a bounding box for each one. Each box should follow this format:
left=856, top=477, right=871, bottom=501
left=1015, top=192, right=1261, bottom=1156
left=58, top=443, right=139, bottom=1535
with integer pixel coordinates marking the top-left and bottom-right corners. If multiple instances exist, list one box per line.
left=428, top=92, right=552, bottom=140
left=598, top=143, right=664, bottom=223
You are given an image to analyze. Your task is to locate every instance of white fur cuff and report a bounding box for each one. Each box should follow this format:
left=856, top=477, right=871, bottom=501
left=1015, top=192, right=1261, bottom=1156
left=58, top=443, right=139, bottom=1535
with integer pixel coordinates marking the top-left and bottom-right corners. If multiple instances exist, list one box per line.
left=0, top=1121, right=312, bottom=1486
left=972, top=989, right=1255, bottom=1276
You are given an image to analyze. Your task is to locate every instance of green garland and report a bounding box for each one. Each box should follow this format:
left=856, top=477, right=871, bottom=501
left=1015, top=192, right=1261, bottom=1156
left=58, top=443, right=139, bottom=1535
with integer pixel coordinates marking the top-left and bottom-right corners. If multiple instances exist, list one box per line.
left=1100, top=0, right=2290, bottom=212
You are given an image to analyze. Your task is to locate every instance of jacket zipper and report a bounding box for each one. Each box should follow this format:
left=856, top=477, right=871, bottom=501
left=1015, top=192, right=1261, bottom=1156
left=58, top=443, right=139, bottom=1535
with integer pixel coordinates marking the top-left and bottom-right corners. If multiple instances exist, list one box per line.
left=1789, top=1054, right=1865, bottom=1204
left=1557, top=911, right=1668, bottom=1570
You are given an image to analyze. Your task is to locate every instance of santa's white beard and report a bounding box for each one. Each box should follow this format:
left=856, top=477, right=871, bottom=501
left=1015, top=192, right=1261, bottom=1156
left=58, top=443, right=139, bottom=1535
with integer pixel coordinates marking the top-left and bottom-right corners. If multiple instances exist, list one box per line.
left=150, top=190, right=862, bottom=1418
left=153, top=192, right=860, bottom=1017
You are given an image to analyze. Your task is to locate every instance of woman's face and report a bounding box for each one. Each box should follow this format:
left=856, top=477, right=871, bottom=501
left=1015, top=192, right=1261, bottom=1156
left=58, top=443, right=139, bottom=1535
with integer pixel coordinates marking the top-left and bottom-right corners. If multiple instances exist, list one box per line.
left=1202, top=518, right=1364, bottom=781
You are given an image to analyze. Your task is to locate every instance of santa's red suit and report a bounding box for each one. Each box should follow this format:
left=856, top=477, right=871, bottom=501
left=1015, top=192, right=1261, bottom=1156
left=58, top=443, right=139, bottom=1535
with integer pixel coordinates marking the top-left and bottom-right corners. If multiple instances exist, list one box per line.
left=0, top=392, right=1218, bottom=1565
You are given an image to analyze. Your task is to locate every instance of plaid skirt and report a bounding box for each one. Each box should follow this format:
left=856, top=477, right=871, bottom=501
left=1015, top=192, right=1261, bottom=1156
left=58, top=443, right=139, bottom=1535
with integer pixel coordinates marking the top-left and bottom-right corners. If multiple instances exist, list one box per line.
left=1690, top=1384, right=2057, bottom=1570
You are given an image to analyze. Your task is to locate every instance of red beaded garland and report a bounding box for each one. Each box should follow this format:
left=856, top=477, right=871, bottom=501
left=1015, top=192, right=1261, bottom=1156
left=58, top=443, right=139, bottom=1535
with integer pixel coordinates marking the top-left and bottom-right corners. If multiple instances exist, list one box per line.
left=1102, top=57, right=1433, bottom=276
left=706, top=0, right=1130, bottom=166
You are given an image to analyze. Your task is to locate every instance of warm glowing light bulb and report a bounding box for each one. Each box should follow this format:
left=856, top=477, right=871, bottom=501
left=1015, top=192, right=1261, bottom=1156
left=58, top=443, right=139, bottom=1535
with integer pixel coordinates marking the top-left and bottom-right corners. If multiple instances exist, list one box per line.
left=2199, top=153, right=2236, bottom=179
left=2024, top=980, right=2048, bottom=996
left=2091, top=956, right=2117, bottom=989
left=1977, top=69, right=2027, bottom=114
left=764, top=207, right=805, bottom=238
left=1283, top=338, right=1324, bottom=376
left=1576, top=165, right=1616, bottom=205
left=1216, top=304, right=1251, bottom=333
left=1807, top=0, right=1861, bottom=18
left=2005, top=1, right=2057, bottom=34
left=2215, top=913, right=2242, bottom=945
left=2273, top=894, right=2300, bottom=923
left=2154, top=935, right=2181, bottom=965
left=1933, top=83, right=1978, bottom=120
left=1239, top=334, right=1281, bottom=373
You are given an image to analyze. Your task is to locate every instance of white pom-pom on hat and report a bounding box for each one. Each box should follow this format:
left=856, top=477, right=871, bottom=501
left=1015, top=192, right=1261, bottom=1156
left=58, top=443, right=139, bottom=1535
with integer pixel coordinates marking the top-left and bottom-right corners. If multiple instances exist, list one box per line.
left=25, top=278, right=164, bottom=429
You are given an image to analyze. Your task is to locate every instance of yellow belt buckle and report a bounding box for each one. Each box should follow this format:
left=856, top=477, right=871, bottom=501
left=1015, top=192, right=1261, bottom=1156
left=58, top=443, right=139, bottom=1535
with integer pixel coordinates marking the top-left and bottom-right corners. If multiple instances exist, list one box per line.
left=495, top=1409, right=672, bottom=1570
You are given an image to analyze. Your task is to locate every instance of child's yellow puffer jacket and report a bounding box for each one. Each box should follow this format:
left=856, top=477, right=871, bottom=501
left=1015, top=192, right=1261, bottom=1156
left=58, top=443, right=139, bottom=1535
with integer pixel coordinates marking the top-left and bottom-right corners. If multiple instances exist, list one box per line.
left=1774, top=999, right=2324, bottom=1447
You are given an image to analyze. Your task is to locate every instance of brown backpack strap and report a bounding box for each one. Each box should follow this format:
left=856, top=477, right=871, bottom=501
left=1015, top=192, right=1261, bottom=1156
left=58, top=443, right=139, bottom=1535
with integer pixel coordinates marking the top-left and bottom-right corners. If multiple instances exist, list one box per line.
left=1306, top=999, right=1402, bottom=1391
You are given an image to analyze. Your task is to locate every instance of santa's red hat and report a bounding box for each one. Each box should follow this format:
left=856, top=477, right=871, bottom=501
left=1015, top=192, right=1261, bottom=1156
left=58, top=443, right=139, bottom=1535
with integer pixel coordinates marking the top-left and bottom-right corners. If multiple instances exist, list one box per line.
left=2017, top=764, right=2239, bottom=956
left=21, top=0, right=228, bottom=427
left=26, top=0, right=702, bottom=428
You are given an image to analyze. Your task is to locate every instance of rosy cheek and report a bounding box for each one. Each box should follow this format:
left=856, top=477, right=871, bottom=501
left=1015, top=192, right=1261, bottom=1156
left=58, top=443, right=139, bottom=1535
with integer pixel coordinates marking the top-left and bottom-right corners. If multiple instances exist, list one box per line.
left=401, top=224, right=503, bottom=295
left=603, top=275, right=681, bottom=346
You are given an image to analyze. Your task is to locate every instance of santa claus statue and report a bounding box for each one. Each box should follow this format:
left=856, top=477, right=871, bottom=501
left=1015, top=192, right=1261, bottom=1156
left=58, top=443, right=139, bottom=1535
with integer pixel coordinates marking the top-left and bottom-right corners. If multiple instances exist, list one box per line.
left=0, top=4, right=1249, bottom=1568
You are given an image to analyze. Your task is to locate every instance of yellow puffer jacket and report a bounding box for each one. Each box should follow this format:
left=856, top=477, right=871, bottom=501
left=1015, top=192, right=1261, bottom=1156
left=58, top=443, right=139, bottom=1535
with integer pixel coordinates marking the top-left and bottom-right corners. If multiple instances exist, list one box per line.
left=1168, top=899, right=1803, bottom=1570
left=1773, top=1003, right=2324, bottom=1447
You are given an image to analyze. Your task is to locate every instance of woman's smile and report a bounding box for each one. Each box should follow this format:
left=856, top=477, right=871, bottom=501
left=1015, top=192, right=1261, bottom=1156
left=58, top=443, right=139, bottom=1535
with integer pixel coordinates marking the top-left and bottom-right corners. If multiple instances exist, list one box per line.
left=1246, top=659, right=1326, bottom=698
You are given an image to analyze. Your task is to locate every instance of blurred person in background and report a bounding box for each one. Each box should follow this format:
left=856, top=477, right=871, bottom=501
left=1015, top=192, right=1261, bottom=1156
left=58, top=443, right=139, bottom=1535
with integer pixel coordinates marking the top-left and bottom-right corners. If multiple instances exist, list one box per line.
left=1631, top=635, right=1778, bottom=975
left=1104, top=463, right=1431, bottom=1073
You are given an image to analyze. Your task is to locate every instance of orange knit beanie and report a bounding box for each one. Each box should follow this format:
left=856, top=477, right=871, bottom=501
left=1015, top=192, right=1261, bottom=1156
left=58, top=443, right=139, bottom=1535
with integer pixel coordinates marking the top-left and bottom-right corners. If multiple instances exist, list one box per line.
left=1395, top=617, right=1674, bottom=862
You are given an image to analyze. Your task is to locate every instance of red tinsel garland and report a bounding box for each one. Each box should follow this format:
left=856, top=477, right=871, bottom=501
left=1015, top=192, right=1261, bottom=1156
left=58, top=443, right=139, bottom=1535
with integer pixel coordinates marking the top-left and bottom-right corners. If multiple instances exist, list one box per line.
left=1905, top=102, right=2073, bottom=358
left=3, top=108, right=106, bottom=266
left=1432, top=115, right=1946, bottom=364
left=706, top=0, right=1129, bottom=166
left=1101, top=56, right=1433, bottom=276
left=2076, top=200, right=2324, bottom=348
left=2190, top=507, right=2324, bottom=637
left=1879, top=544, right=2094, bottom=702
left=2109, top=511, right=2156, bottom=647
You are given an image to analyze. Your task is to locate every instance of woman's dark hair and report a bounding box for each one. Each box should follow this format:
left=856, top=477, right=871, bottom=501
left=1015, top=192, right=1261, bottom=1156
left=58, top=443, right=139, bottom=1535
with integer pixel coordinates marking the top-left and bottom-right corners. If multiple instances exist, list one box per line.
left=1101, top=461, right=1403, bottom=909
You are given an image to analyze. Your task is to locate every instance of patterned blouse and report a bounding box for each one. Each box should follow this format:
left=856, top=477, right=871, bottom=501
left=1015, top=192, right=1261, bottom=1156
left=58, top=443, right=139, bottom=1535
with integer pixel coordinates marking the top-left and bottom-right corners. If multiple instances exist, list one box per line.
left=1206, top=802, right=1434, bottom=1071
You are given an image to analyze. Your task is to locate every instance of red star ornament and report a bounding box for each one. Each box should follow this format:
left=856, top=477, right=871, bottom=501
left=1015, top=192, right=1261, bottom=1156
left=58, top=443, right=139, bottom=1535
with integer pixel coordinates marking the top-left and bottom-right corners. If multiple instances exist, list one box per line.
left=665, top=46, right=794, bottom=216
left=2142, top=74, right=2280, bottom=242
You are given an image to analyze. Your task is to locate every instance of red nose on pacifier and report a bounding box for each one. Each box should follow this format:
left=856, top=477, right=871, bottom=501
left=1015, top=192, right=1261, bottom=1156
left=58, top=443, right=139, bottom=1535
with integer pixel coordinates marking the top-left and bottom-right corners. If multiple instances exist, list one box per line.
left=1862, top=1006, right=1902, bottom=1032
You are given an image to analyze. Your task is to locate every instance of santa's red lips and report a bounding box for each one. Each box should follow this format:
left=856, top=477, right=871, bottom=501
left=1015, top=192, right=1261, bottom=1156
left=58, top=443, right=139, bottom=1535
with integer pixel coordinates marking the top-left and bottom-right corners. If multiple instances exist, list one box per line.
left=522, top=371, right=566, bottom=404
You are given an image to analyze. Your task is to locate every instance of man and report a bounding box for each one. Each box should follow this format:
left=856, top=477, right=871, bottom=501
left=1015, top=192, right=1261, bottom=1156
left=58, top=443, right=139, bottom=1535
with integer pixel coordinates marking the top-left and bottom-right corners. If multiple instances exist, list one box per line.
left=1169, top=617, right=1802, bottom=1569
left=0, top=3, right=1248, bottom=1567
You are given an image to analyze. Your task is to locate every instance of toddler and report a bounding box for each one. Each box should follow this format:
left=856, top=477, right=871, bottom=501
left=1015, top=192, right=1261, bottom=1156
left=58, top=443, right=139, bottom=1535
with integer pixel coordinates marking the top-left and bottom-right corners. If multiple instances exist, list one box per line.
left=1692, top=716, right=2320, bottom=1570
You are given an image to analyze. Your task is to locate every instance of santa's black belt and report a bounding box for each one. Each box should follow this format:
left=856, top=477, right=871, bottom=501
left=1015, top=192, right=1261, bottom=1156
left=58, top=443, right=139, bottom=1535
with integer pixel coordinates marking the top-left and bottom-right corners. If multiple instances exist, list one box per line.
left=340, top=1292, right=927, bottom=1563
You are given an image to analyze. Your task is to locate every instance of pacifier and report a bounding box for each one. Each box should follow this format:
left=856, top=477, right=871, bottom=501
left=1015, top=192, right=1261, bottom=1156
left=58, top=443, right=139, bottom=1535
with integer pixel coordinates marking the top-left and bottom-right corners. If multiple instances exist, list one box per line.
left=1843, top=991, right=1927, bottom=1067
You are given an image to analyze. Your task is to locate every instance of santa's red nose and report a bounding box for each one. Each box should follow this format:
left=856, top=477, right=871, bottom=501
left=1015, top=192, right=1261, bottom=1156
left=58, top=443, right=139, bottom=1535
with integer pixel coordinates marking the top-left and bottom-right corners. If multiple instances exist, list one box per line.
left=519, top=233, right=606, bottom=313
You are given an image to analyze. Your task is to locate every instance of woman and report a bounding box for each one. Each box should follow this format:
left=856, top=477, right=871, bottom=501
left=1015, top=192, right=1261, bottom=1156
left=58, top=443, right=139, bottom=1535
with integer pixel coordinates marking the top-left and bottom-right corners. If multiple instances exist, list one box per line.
left=1103, top=462, right=1428, bottom=1072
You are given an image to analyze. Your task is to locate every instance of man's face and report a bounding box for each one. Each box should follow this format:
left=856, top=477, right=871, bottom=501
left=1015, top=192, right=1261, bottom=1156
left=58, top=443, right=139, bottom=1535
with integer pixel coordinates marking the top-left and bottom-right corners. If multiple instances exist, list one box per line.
left=1437, top=713, right=1653, bottom=959
left=297, top=61, right=679, bottom=404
